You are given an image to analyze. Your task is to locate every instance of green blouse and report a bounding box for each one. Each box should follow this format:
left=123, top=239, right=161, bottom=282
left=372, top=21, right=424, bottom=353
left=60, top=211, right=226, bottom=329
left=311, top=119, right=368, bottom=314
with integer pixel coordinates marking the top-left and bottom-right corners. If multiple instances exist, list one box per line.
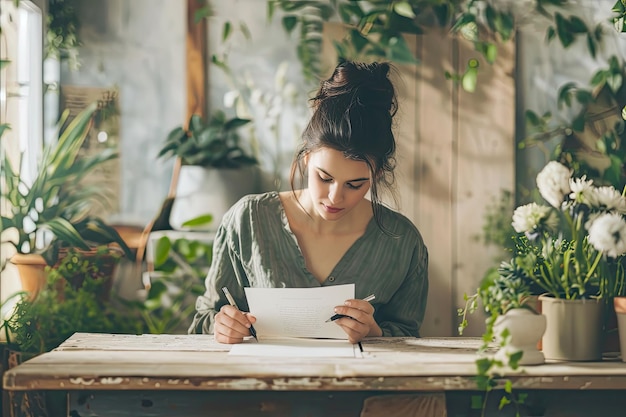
left=189, top=191, right=429, bottom=337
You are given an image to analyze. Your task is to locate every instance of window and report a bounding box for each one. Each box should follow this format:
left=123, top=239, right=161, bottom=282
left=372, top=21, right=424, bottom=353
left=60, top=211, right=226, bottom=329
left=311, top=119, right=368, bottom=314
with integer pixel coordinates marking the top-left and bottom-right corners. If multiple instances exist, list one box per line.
left=0, top=0, right=43, bottom=315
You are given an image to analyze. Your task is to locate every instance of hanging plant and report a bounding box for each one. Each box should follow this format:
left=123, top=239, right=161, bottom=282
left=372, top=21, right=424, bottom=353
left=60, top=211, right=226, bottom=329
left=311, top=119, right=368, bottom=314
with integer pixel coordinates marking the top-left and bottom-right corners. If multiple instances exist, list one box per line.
left=46, top=0, right=81, bottom=70
left=267, top=0, right=606, bottom=90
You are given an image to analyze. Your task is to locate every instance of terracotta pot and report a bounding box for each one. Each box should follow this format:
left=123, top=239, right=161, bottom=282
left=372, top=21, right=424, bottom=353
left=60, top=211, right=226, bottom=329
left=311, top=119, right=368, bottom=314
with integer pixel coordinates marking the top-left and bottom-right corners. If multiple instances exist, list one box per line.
left=9, top=254, right=48, bottom=299
left=614, top=297, right=626, bottom=362
left=54, top=247, right=122, bottom=301
left=10, top=248, right=121, bottom=301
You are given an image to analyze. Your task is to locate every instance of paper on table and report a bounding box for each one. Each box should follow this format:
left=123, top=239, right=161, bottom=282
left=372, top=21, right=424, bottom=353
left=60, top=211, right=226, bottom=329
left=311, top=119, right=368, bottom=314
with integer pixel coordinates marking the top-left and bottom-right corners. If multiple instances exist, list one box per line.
left=244, top=284, right=355, bottom=339
left=228, top=337, right=361, bottom=358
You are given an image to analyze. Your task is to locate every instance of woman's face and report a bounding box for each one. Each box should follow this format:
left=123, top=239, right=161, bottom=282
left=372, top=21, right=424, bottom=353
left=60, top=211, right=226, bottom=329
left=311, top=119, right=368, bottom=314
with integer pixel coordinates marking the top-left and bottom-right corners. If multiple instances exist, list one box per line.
left=305, top=147, right=371, bottom=221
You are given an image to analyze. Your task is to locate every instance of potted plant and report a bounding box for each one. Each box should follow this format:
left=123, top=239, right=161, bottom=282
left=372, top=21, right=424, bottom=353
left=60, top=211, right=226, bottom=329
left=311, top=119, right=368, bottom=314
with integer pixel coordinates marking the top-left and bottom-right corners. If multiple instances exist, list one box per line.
left=158, top=110, right=261, bottom=232
left=458, top=258, right=545, bottom=417
left=1, top=247, right=142, bottom=356
left=0, top=103, right=134, bottom=296
left=129, top=234, right=212, bottom=334
left=460, top=259, right=545, bottom=364
left=509, top=160, right=626, bottom=361
left=0, top=246, right=143, bottom=416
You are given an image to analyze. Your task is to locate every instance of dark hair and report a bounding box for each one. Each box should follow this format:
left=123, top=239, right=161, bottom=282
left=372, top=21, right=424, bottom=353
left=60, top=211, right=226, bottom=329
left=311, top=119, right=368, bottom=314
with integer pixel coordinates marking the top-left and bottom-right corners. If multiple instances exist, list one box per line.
left=290, top=60, right=399, bottom=232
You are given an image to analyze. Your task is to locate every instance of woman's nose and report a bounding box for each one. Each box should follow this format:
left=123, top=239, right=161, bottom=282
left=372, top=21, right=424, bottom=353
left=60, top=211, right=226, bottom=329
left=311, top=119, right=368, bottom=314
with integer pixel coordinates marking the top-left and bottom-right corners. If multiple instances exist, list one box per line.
left=328, top=184, right=343, bottom=204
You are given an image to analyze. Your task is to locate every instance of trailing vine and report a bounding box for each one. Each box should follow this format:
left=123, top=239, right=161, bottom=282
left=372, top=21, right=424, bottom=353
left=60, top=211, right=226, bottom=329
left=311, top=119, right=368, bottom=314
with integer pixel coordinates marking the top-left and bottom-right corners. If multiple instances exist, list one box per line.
left=267, top=0, right=614, bottom=90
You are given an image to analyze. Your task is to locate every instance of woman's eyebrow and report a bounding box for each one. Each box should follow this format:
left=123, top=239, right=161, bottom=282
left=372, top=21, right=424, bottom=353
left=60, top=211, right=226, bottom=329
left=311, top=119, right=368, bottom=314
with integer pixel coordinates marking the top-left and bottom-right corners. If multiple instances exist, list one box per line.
left=316, top=167, right=369, bottom=182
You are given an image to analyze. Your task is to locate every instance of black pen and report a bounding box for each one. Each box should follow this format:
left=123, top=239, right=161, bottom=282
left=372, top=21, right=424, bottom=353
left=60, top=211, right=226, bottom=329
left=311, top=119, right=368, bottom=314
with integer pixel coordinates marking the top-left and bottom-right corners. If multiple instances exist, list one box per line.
left=325, top=294, right=376, bottom=322
left=222, top=287, right=258, bottom=341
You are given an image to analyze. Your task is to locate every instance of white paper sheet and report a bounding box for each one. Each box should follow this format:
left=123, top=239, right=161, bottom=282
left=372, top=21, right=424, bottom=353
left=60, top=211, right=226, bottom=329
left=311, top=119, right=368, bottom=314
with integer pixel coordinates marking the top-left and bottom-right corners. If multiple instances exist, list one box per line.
left=244, top=284, right=355, bottom=339
left=228, top=337, right=361, bottom=358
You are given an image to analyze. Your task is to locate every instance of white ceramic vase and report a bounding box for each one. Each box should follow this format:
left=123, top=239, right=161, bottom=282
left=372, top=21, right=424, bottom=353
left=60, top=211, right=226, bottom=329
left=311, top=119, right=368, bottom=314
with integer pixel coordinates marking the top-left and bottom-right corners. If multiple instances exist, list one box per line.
left=169, top=165, right=261, bottom=232
left=492, top=308, right=546, bottom=366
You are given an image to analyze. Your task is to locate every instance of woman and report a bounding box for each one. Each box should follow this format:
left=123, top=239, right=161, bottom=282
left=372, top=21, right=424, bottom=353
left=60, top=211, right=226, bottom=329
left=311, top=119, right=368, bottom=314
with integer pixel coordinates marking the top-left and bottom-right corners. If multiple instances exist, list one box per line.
left=189, top=61, right=429, bottom=344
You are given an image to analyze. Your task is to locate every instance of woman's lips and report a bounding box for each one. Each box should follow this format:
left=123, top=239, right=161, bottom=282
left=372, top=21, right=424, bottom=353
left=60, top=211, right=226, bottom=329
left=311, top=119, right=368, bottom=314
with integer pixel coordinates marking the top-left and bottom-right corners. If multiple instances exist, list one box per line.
left=323, top=204, right=343, bottom=214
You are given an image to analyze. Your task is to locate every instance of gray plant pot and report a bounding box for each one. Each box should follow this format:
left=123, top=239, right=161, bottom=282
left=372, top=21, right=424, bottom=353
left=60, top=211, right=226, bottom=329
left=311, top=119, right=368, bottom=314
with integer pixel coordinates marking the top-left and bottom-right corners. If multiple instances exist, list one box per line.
left=539, top=295, right=604, bottom=361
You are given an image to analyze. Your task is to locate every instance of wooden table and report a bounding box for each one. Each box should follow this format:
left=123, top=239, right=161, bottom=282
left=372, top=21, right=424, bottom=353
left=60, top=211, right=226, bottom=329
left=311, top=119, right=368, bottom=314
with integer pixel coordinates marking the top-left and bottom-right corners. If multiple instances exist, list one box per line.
left=3, top=333, right=626, bottom=417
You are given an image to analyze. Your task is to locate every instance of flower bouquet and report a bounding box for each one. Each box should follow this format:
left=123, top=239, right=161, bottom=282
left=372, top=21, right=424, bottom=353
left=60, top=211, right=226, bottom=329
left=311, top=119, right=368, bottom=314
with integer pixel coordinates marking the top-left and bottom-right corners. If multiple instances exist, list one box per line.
left=511, top=161, right=626, bottom=300
left=510, top=161, right=626, bottom=361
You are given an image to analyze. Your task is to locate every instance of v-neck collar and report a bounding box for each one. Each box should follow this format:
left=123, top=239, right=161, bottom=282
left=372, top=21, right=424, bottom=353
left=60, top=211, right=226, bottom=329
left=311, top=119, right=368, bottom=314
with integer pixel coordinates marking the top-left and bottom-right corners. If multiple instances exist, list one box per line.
left=273, top=191, right=378, bottom=285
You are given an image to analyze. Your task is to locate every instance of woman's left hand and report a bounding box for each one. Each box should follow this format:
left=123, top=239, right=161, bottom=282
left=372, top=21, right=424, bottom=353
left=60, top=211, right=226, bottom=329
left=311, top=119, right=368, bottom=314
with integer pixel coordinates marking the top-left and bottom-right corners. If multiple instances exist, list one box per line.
left=333, top=298, right=382, bottom=343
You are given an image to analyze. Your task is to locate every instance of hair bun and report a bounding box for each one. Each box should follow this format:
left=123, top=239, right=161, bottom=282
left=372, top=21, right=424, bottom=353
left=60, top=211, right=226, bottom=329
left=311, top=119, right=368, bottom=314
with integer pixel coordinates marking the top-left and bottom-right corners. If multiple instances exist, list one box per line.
left=314, top=61, right=397, bottom=115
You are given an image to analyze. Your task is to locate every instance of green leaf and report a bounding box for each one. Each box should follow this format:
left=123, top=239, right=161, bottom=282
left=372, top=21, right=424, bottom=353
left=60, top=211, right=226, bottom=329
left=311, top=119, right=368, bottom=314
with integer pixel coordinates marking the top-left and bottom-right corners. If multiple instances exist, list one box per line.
left=568, top=15, right=588, bottom=33
left=504, top=379, right=513, bottom=393
left=222, top=21, right=232, bottom=42
left=572, top=114, right=586, bottom=132
left=586, top=33, right=596, bottom=58
left=194, top=5, right=212, bottom=24
left=606, top=73, right=623, bottom=93
left=574, top=89, right=593, bottom=104
left=470, top=394, right=484, bottom=409
left=482, top=42, right=497, bottom=64
left=615, top=16, right=625, bottom=32
left=0, top=123, right=10, bottom=139
left=282, top=16, right=298, bottom=34
left=509, top=350, right=524, bottom=368
left=475, top=357, right=492, bottom=375
left=182, top=214, right=213, bottom=228
left=451, top=13, right=476, bottom=33
left=590, top=70, right=607, bottom=86
left=154, top=236, right=172, bottom=268
left=462, top=66, right=478, bottom=93
left=499, top=12, right=515, bottom=41
left=43, top=218, right=91, bottom=251
left=555, top=14, right=575, bottom=48
left=239, top=22, right=252, bottom=40
left=557, top=82, right=577, bottom=108
left=485, top=4, right=497, bottom=33
left=393, top=2, right=415, bottom=19
left=525, top=110, right=541, bottom=126
left=499, top=395, right=512, bottom=409
left=387, top=35, right=418, bottom=64
left=0, top=59, right=10, bottom=70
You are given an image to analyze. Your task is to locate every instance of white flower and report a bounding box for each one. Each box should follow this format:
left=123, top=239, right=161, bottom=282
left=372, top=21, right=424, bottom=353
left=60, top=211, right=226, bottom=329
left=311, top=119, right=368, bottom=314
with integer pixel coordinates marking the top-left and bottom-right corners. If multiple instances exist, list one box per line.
left=22, top=215, right=36, bottom=234
left=536, top=161, right=571, bottom=208
left=588, top=213, right=626, bottom=258
left=512, top=203, right=559, bottom=234
left=223, top=91, right=240, bottom=109
left=594, top=186, right=626, bottom=213
left=250, top=89, right=263, bottom=106
left=274, top=61, right=289, bottom=91
left=569, top=176, right=596, bottom=206
left=585, top=212, right=602, bottom=231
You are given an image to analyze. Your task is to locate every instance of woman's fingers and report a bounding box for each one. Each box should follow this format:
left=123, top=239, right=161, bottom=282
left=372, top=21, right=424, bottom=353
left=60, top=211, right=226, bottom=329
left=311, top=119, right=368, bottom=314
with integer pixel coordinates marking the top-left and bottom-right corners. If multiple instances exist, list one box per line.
left=333, top=298, right=379, bottom=343
left=214, top=306, right=255, bottom=344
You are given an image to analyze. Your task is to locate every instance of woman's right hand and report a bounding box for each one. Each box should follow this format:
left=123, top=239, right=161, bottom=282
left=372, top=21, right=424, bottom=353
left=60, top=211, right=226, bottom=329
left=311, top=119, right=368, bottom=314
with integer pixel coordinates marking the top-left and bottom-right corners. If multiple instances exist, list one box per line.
left=214, top=305, right=256, bottom=344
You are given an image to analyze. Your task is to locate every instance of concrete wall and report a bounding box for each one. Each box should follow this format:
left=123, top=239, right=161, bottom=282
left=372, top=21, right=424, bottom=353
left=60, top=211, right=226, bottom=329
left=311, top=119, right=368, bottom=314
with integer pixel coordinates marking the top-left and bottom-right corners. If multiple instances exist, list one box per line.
left=61, top=0, right=186, bottom=224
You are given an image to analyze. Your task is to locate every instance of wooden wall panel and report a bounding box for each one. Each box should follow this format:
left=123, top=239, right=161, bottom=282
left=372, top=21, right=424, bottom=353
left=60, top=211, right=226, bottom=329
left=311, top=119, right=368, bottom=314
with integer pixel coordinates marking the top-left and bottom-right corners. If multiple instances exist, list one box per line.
left=413, top=29, right=456, bottom=336
left=186, top=0, right=207, bottom=121
left=455, top=35, right=516, bottom=336
left=322, top=24, right=515, bottom=337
